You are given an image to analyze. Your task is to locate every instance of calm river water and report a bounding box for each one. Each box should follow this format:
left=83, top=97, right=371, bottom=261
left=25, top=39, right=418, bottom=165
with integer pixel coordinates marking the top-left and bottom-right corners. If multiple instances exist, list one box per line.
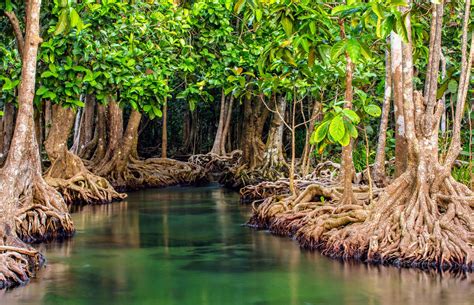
left=1, top=184, right=472, bottom=305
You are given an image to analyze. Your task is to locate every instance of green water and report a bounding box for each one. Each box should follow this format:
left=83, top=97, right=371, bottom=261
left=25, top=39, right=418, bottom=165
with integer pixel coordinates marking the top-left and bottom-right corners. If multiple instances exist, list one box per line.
left=1, top=185, right=472, bottom=305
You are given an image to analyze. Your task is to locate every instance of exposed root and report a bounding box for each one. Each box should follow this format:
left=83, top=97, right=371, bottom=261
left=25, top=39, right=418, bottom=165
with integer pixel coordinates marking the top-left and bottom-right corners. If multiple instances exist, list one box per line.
left=188, top=150, right=242, bottom=174
left=99, top=157, right=208, bottom=192
left=44, top=152, right=126, bottom=205
left=0, top=228, right=44, bottom=289
left=246, top=170, right=474, bottom=272
left=15, top=178, right=75, bottom=243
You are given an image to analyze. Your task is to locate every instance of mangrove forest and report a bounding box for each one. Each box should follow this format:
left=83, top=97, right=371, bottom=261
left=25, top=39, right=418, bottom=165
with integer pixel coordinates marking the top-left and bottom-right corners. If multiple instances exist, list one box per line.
left=0, top=0, right=473, bottom=304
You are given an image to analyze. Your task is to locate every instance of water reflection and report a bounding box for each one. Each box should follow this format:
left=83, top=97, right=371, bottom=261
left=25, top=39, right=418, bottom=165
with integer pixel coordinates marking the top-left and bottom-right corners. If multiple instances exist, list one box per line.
left=1, top=185, right=472, bottom=305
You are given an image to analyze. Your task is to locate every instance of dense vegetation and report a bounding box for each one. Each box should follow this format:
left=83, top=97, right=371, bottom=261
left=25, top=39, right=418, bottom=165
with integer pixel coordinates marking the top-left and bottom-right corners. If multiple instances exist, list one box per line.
left=0, top=0, right=472, bottom=289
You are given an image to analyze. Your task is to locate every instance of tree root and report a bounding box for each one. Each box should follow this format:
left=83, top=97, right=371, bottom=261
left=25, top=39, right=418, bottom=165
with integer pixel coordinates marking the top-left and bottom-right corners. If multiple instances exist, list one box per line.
left=188, top=150, right=242, bottom=178
left=246, top=171, right=474, bottom=272
left=15, top=178, right=75, bottom=243
left=0, top=228, right=44, bottom=289
left=45, top=152, right=126, bottom=205
left=100, top=157, right=208, bottom=192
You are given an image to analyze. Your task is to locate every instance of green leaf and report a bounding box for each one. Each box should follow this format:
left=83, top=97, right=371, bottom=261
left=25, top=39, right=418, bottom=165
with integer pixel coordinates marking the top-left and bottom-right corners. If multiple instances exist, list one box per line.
left=70, top=8, right=81, bottom=28
left=342, top=109, right=360, bottom=123
left=448, top=80, right=458, bottom=94
left=153, top=106, right=163, bottom=118
left=329, top=115, right=345, bottom=142
left=255, top=9, right=263, bottom=22
left=234, top=0, right=245, bottom=14
left=36, top=86, right=49, bottom=96
left=281, top=17, right=293, bottom=37
left=364, top=104, right=382, bottom=117
left=0, top=110, right=3, bottom=117
left=313, top=120, right=330, bottom=144
left=346, top=39, right=361, bottom=62
left=338, top=130, right=351, bottom=146
left=54, top=9, right=69, bottom=35
left=330, top=41, right=346, bottom=61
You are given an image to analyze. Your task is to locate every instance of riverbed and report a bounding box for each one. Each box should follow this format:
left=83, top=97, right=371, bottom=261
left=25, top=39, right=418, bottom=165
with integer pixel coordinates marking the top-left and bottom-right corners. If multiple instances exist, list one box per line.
left=1, top=184, right=472, bottom=305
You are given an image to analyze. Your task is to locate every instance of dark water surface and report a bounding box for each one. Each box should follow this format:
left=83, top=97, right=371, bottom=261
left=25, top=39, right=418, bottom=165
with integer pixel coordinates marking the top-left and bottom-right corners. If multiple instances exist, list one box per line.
left=1, top=184, right=472, bottom=305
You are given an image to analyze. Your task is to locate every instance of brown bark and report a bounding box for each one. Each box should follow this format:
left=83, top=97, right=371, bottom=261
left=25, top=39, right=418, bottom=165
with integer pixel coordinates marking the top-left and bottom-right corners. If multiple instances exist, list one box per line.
left=241, top=95, right=269, bottom=169
left=391, top=32, right=408, bottom=177
left=339, top=20, right=356, bottom=204
left=5, top=11, right=24, bottom=58
left=44, top=105, right=125, bottom=204
left=72, top=95, right=96, bottom=155
left=301, top=99, right=322, bottom=176
left=161, top=100, right=168, bottom=158
left=0, top=103, right=16, bottom=166
left=259, top=95, right=288, bottom=180
left=87, top=103, right=107, bottom=162
left=0, top=0, right=74, bottom=289
left=373, top=42, right=392, bottom=186
left=44, top=100, right=52, bottom=139
left=221, top=95, right=234, bottom=155
left=210, top=91, right=227, bottom=155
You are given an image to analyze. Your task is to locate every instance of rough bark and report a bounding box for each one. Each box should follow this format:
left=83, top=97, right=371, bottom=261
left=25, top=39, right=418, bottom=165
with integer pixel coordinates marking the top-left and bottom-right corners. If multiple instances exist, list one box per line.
left=93, top=106, right=206, bottom=191
left=248, top=0, right=473, bottom=271
left=210, top=91, right=227, bottom=155
left=71, top=95, right=95, bottom=155
left=0, top=0, right=74, bottom=289
left=260, top=95, right=288, bottom=178
left=4, top=11, right=24, bottom=58
left=391, top=32, right=408, bottom=177
left=340, top=20, right=356, bottom=204
left=221, top=95, right=234, bottom=155
left=0, top=103, right=16, bottom=166
left=44, top=105, right=125, bottom=205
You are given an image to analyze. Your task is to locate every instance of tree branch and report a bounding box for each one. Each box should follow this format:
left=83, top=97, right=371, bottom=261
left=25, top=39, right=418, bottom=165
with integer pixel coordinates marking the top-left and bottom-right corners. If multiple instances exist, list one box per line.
left=5, top=10, right=25, bottom=59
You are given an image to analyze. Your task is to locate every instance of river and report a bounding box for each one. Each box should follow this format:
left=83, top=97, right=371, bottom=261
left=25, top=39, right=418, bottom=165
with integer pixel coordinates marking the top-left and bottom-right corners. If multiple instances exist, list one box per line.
left=1, top=184, right=472, bottom=305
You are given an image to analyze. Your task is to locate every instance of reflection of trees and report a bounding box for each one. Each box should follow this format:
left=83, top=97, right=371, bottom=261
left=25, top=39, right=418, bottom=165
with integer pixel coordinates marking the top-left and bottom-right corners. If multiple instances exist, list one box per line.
left=3, top=187, right=472, bottom=305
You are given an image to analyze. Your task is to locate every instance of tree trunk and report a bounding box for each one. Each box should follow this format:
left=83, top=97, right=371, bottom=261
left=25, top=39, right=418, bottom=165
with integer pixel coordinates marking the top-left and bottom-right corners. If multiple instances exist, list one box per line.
left=88, top=103, right=107, bottom=162
left=0, top=0, right=74, bottom=289
left=391, top=32, right=408, bottom=177
left=221, top=95, right=234, bottom=155
left=301, top=98, right=322, bottom=176
left=44, top=105, right=125, bottom=204
left=72, top=95, right=95, bottom=155
left=210, top=91, right=227, bottom=155
left=241, top=95, right=269, bottom=169
left=259, top=95, right=288, bottom=179
left=161, top=100, right=168, bottom=158
left=340, top=20, right=356, bottom=204
left=324, top=0, right=473, bottom=270
left=0, top=102, right=16, bottom=166
left=373, top=42, right=392, bottom=186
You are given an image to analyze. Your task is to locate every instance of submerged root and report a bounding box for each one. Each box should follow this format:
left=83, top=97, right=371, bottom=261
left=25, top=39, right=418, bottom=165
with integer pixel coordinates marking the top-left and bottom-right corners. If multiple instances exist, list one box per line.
left=15, top=179, right=75, bottom=243
left=45, top=152, right=126, bottom=205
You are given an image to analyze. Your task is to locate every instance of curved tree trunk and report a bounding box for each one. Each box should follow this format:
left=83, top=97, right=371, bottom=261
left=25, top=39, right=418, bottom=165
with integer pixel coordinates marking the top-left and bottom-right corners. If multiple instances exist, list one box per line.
left=44, top=105, right=125, bottom=205
left=0, top=0, right=74, bottom=289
